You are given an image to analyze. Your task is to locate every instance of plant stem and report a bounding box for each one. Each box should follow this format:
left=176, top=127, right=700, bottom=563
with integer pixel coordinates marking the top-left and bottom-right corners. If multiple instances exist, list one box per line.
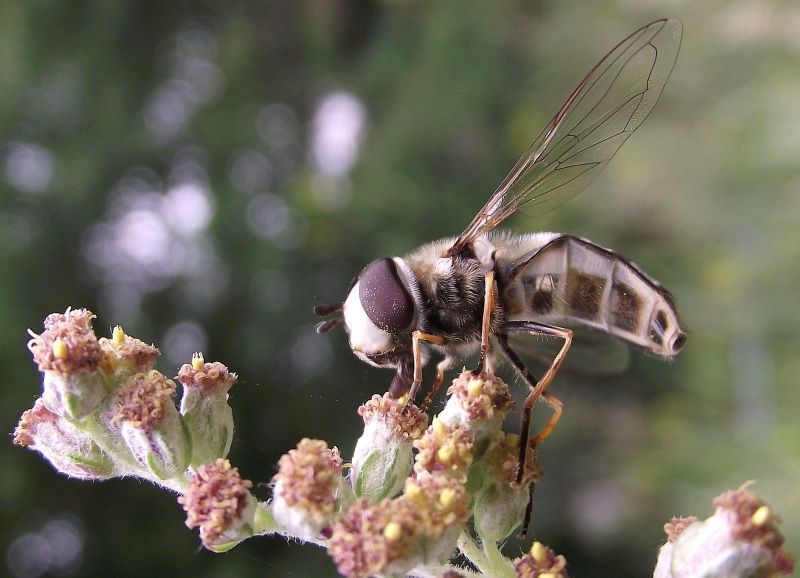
left=482, top=538, right=516, bottom=578
left=457, top=532, right=491, bottom=575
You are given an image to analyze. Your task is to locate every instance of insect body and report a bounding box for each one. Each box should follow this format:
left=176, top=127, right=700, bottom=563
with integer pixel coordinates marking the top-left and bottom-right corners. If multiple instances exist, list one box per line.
left=315, top=19, right=685, bottom=475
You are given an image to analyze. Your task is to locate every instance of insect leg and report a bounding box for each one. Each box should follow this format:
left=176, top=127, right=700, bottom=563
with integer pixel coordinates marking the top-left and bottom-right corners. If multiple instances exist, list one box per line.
left=419, top=355, right=455, bottom=412
left=474, top=270, right=497, bottom=375
left=407, top=330, right=447, bottom=406
left=532, top=391, right=564, bottom=446
left=497, top=322, right=573, bottom=482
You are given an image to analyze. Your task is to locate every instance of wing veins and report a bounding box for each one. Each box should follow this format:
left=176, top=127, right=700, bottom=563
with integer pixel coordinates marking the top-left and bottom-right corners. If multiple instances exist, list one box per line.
left=448, top=19, right=681, bottom=255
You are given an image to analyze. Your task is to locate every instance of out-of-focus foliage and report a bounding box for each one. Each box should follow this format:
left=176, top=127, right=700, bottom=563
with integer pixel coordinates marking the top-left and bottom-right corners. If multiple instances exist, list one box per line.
left=2, top=1, right=798, bottom=576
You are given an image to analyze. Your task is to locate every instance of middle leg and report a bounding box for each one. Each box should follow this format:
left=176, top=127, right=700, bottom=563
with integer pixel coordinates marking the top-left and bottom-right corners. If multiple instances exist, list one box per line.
left=497, top=322, right=573, bottom=482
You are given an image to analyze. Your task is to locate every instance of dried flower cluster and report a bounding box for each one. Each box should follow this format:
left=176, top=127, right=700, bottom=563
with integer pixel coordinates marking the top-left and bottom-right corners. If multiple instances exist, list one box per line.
left=179, top=459, right=255, bottom=549
left=13, top=308, right=796, bottom=577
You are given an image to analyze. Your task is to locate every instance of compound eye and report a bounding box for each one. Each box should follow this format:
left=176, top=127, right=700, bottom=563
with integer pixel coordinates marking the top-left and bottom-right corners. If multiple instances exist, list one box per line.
left=358, top=258, right=415, bottom=333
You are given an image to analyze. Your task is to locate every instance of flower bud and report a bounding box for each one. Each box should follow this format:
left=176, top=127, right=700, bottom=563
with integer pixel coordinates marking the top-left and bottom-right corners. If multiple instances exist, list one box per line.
left=176, top=354, right=237, bottom=466
left=113, top=370, right=191, bottom=480
left=99, top=325, right=160, bottom=379
left=655, top=485, right=795, bottom=578
left=413, top=418, right=473, bottom=479
left=329, top=475, right=468, bottom=578
left=14, top=398, right=116, bottom=480
left=401, top=474, right=470, bottom=564
left=328, top=497, right=423, bottom=578
left=271, top=438, right=347, bottom=540
left=513, top=541, right=569, bottom=578
left=437, top=370, right=514, bottom=451
left=28, top=308, right=106, bottom=420
left=472, top=432, right=541, bottom=542
left=179, top=459, right=256, bottom=550
left=351, top=394, right=427, bottom=501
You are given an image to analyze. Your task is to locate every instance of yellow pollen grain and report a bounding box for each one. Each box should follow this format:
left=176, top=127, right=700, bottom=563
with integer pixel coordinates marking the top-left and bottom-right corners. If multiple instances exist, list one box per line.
left=405, top=482, right=422, bottom=502
left=539, top=573, right=556, bottom=578
left=397, top=393, right=409, bottom=406
left=437, top=445, right=454, bottom=464
left=432, top=416, right=446, bottom=438
left=52, top=339, right=68, bottom=360
left=192, top=352, right=205, bottom=371
left=439, top=488, right=456, bottom=508
left=467, top=378, right=483, bottom=397
left=383, top=521, right=402, bottom=542
left=531, top=540, right=548, bottom=564
left=752, top=505, right=772, bottom=527
left=112, top=325, right=126, bottom=346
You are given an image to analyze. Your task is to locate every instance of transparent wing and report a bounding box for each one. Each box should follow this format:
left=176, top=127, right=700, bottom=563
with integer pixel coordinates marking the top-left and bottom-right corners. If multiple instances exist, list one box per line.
left=450, top=19, right=682, bottom=255
left=507, top=326, right=631, bottom=376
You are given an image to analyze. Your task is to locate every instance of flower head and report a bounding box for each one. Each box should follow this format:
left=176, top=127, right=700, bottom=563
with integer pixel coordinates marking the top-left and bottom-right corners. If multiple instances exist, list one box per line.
left=413, top=417, right=474, bottom=477
left=176, top=354, right=237, bottom=466
left=28, top=308, right=101, bottom=377
left=438, top=370, right=514, bottom=444
left=28, top=308, right=106, bottom=420
left=402, top=474, right=469, bottom=540
left=99, top=325, right=160, bottom=377
left=655, top=484, right=795, bottom=578
left=179, top=459, right=256, bottom=549
left=513, top=541, right=569, bottom=578
left=357, top=393, right=428, bottom=442
left=14, top=398, right=116, bottom=480
left=113, top=370, right=190, bottom=480
left=351, top=394, right=427, bottom=502
left=328, top=497, right=423, bottom=578
left=114, top=370, right=177, bottom=430
left=176, top=353, right=238, bottom=395
left=272, top=438, right=346, bottom=539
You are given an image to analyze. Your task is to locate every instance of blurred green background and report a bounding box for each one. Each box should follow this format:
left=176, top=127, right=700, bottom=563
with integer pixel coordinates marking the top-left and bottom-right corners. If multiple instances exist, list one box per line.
left=2, top=1, right=798, bottom=576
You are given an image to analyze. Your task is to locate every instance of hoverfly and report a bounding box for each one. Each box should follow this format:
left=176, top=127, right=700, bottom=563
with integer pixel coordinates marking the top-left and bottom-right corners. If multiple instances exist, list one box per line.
left=315, top=19, right=685, bottom=480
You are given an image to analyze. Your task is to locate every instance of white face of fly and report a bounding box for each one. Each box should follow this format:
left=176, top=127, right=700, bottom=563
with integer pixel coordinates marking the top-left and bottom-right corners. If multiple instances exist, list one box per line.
left=342, top=281, right=394, bottom=364
left=341, top=257, right=419, bottom=367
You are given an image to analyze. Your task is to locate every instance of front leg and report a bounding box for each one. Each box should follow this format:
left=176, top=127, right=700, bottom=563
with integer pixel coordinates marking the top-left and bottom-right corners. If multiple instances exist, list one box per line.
left=419, top=355, right=455, bottom=412
left=406, top=330, right=446, bottom=405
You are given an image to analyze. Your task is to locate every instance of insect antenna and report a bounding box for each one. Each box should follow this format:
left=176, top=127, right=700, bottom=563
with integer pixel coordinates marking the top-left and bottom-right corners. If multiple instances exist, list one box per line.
left=313, top=303, right=342, bottom=317
left=313, top=302, right=343, bottom=333
left=315, top=316, right=343, bottom=334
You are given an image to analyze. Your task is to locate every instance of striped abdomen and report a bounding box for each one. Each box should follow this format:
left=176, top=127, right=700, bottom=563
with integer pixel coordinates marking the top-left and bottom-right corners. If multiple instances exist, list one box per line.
left=500, top=234, right=685, bottom=357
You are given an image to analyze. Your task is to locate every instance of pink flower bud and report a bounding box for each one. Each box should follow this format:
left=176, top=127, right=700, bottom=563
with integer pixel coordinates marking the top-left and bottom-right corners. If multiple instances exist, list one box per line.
left=351, top=394, right=427, bottom=501
left=413, top=418, right=474, bottom=478
left=179, top=459, right=256, bottom=549
left=329, top=473, right=469, bottom=577
left=113, top=370, right=190, bottom=480
left=176, top=354, right=237, bottom=466
left=14, top=399, right=115, bottom=480
left=271, top=438, right=346, bottom=540
left=328, top=497, right=423, bottom=578
left=655, top=485, right=795, bottom=578
left=99, top=325, right=160, bottom=378
left=28, top=308, right=106, bottom=420
left=438, top=370, right=514, bottom=443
